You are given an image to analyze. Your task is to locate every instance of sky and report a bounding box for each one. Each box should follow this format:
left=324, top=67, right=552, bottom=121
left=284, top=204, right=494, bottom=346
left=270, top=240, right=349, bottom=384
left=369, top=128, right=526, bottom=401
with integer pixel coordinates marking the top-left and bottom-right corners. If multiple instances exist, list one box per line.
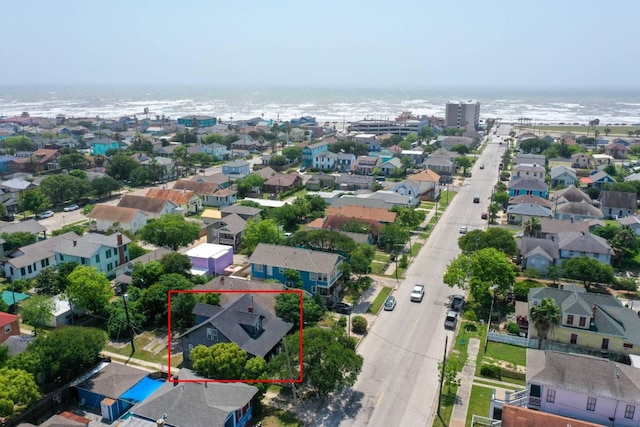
left=1, top=0, right=639, bottom=89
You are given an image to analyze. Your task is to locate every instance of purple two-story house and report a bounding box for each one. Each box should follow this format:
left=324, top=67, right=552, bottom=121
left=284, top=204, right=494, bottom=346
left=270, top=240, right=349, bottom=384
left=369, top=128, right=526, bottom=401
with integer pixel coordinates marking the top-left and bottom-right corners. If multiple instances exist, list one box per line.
left=185, top=243, right=234, bottom=277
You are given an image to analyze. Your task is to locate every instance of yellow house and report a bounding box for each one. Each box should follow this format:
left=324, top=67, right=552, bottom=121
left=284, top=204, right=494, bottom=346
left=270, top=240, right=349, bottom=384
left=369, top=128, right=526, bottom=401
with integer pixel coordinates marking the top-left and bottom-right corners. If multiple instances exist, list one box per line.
left=529, top=285, right=640, bottom=356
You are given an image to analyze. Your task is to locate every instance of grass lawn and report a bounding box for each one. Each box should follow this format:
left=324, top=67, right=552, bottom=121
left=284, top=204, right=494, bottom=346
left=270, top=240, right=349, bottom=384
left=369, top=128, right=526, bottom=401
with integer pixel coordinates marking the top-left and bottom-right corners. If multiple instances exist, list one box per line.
left=465, top=385, right=493, bottom=426
left=428, top=216, right=438, bottom=225
left=410, top=242, right=423, bottom=256
left=439, top=191, right=456, bottom=209
left=472, top=378, right=521, bottom=390
left=523, top=125, right=640, bottom=136
left=374, top=252, right=389, bottom=262
left=480, top=342, right=526, bottom=369
left=254, top=407, right=302, bottom=427
left=368, top=286, right=392, bottom=314
left=432, top=385, right=459, bottom=427
left=369, top=261, right=387, bottom=275
left=451, top=321, right=487, bottom=368
left=391, top=266, right=406, bottom=279
left=103, top=331, right=179, bottom=367
left=421, top=202, right=436, bottom=209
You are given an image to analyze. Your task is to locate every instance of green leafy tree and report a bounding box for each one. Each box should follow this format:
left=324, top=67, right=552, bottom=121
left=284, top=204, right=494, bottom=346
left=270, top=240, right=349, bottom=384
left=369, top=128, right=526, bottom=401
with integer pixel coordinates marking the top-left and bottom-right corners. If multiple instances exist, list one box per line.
left=0, top=368, right=41, bottom=414
left=282, top=146, right=302, bottom=162
left=458, top=228, right=518, bottom=256
left=106, top=154, right=139, bottom=180
left=288, top=229, right=357, bottom=253
left=455, top=156, right=472, bottom=174
left=191, top=342, right=247, bottom=379
left=19, top=188, right=49, bottom=215
left=160, top=252, right=192, bottom=276
left=196, top=292, right=221, bottom=306
left=34, top=266, right=65, bottom=296
left=128, top=242, right=148, bottom=260
left=131, top=261, right=164, bottom=288
left=242, top=218, right=284, bottom=254
left=269, top=204, right=300, bottom=229
left=438, top=359, right=461, bottom=393
left=51, top=224, right=85, bottom=237
left=3, top=136, right=35, bottom=152
left=609, top=226, right=640, bottom=266
left=492, top=191, right=510, bottom=208
left=378, top=222, right=410, bottom=251
left=450, top=144, right=470, bottom=155
left=141, top=274, right=193, bottom=325
left=529, top=298, right=561, bottom=349
left=202, top=134, right=224, bottom=145
left=91, top=176, right=123, bottom=199
left=66, top=266, right=113, bottom=315
left=561, top=257, right=615, bottom=290
left=58, top=153, right=89, bottom=170
left=138, top=214, right=201, bottom=251
left=236, top=174, right=264, bottom=198
left=39, top=174, right=92, bottom=204
left=268, top=327, right=362, bottom=397
left=19, top=295, right=54, bottom=336
left=1, top=231, right=37, bottom=251
left=391, top=206, right=427, bottom=229
left=274, top=293, right=324, bottom=328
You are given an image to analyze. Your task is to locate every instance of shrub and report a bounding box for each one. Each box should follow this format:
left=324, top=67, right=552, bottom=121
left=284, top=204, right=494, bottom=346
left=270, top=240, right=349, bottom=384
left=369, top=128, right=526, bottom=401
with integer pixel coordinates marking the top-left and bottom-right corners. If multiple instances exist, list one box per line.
left=0, top=398, right=14, bottom=417
left=480, top=364, right=502, bottom=379
left=513, top=280, right=540, bottom=302
left=399, top=254, right=408, bottom=269
left=463, top=310, right=477, bottom=321
left=338, top=316, right=347, bottom=328
left=523, top=268, right=542, bottom=279
left=351, top=315, right=368, bottom=334
left=506, top=322, right=521, bottom=335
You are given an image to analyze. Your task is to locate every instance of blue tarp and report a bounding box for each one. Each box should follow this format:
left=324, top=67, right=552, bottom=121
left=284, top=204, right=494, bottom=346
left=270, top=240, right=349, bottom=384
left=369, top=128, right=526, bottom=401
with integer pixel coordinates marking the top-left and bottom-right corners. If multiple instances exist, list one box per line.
left=1, top=290, right=30, bottom=306
left=120, top=377, right=165, bottom=404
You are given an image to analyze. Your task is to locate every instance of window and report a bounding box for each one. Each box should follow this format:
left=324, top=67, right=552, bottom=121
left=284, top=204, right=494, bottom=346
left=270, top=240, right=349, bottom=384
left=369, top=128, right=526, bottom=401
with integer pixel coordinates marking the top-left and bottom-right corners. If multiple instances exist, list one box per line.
left=41, top=260, right=46, bottom=268
left=106, top=249, right=112, bottom=258
left=107, top=263, right=113, bottom=271
left=254, top=264, right=264, bottom=273
left=546, top=389, right=556, bottom=403
left=579, top=317, right=586, bottom=327
left=4, top=324, right=11, bottom=334
left=27, top=265, right=32, bottom=274
left=59, top=254, right=64, bottom=261
left=188, top=344, right=193, bottom=352
left=95, top=254, right=100, bottom=263
left=272, top=266, right=279, bottom=275
left=625, top=405, right=635, bottom=419
left=309, top=272, right=317, bottom=281
left=570, top=333, right=578, bottom=344
left=266, top=266, right=272, bottom=275
left=20, top=267, right=25, bottom=276
left=566, top=315, right=574, bottom=325
left=311, top=286, right=316, bottom=294
left=207, top=328, right=218, bottom=341
left=602, top=338, right=609, bottom=350
left=586, top=397, right=596, bottom=411
left=45, top=258, right=49, bottom=266
left=624, top=343, right=634, bottom=349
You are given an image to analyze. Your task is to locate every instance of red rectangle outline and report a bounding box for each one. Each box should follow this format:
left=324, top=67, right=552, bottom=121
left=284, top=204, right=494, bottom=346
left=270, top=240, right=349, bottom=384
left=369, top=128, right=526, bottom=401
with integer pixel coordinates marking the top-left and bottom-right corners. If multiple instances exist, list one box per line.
left=167, top=289, right=303, bottom=383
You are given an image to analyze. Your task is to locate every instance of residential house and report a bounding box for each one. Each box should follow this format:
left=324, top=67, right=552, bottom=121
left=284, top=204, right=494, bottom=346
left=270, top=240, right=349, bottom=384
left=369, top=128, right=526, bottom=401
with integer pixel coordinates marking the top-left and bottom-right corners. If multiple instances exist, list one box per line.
left=555, top=201, right=605, bottom=221
left=312, top=151, right=338, bottom=170
left=91, top=140, right=121, bottom=156
left=357, top=191, right=415, bottom=208
left=305, top=174, right=336, bottom=191
left=379, top=157, right=402, bottom=176
left=130, top=373, right=259, bottom=427
left=508, top=177, right=549, bottom=198
left=517, top=132, right=538, bottom=143
left=113, top=247, right=171, bottom=278
left=335, top=174, right=373, bottom=191
left=549, top=165, right=577, bottom=187
left=184, top=243, right=234, bottom=277
left=207, top=213, right=246, bottom=250
left=202, top=142, right=229, bottom=159
left=177, top=115, right=216, bottom=128
left=192, top=172, right=232, bottom=188
left=400, top=149, right=425, bottom=165
left=0, top=156, right=13, bottom=173
left=497, top=404, right=604, bottom=427
left=598, top=191, right=637, bottom=219
left=429, top=148, right=459, bottom=162
left=0, top=177, right=37, bottom=214
left=180, top=295, right=293, bottom=366
left=137, top=156, right=177, bottom=182
left=336, top=153, right=357, bottom=172
left=619, top=215, right=640, bottom=234
left=438, top=136, right=474, bottom=149
left=424, top=157, right=455, bottom=175
left=222, top=160, right=251, bottom=177
left=0, top=312, right=19, bottom=345
left=571, top=152, right=592, bottom=169
left=558, top=231, right=613, bottom=263
left=195, top=276, right=285, bottom=315
left=327, top=205, right=397, bottom=224
left=249, top=243, right=344, bottom=303
left=3, top=231, right=79, bottom=280
left=55, top=232, right=131, bottom=279
left=525, top=349, right=640, bottom=427
left=0, top=219, right=47, bottom=257
left=48, top=294, right=86, bottom=328
left=591, top=153, right=614, bottom=167
left=330, top=196, right=394, bottom=209
left=605, top=142, right=629, bottom=159
left=507, top=204, right=553, bottom=225
left=537, top=217, right=590, bottom=239
left=8, top=149, right=61, bottom=173
left=508, top=195, right=553, bottom=210
left=117, top=195, right=178, bottom=218
left=173, top=179, right=237, bottom=208
left=586, top=170, right=616, bottom=189
left=519, top=237, right=560, bottom=274
left=252, top=166, right=277, bottom=180
left=302, top=141, right=329, bottom=169
left=394, top=169, right=441, bottom=202
left=356, top=156, right=380, bottom=175
left=307, top=215, right=380, bottom=242
left=146, top=188, right=202, bottom=214
left=513, top=164, right=546, bottom=180
left=87, top=205, right=149, bottom=234
left=513, top=153, right=546, bottom=167
left=230, top=135, right=258, bottom=152
left=263, top=173, right=302, bottom=194
left=220, top=205, right=262, bottom=221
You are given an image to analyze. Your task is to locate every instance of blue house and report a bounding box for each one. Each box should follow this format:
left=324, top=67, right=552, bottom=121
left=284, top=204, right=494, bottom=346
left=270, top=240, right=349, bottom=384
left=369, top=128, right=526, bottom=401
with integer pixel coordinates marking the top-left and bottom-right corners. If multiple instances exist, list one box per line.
left=202, top=142, right=229, bottom=159
left=177, top=115, right=217, bottom=128
left=91, top=140, right=121, bottom=156
left=302, top=141, right=329, bottom=168
left=0, top=156, right=13, bottom=173
left=508, top=177, right=548, bottom=198
left=55, top=232, right=131, bottom=279
left=221, top=160, right=250, bottom=177
left=248, top=243, right=344, bottom=305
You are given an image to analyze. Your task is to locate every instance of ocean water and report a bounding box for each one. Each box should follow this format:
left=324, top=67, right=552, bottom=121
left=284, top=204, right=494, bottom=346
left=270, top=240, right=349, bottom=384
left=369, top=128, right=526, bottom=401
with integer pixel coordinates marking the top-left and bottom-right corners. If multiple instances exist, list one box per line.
left=0, top=85, right=639, bottom=125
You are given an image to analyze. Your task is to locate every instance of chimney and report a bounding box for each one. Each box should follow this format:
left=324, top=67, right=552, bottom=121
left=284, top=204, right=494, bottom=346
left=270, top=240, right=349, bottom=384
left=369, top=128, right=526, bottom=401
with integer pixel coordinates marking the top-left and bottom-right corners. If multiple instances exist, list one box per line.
left=581, top=231, right=585, bottom=236
left=593, top=304, right=597, bottom=322
left=248, top=305, right=253, bottom=313
left=220, top=276, right=225, bottom=286
left=73, top=240, right=77, bottom=247
left=156, top=419, right=165, bottom=427
left=117, top=233, right=123, bottom=246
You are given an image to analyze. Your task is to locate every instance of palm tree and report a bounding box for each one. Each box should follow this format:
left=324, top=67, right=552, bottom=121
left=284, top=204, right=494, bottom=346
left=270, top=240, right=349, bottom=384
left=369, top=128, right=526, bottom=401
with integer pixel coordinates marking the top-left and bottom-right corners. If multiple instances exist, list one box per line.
left=628, top=131, right=635, bottom=138
left=523, top=217, right=541, bottom=238
left=529, top=298, right=560, bottom=349
left=635, top=129, right=640, bottom=138
left=610, top=225, right=638, bottom=266
left=604, top=127, right=611, bottom=137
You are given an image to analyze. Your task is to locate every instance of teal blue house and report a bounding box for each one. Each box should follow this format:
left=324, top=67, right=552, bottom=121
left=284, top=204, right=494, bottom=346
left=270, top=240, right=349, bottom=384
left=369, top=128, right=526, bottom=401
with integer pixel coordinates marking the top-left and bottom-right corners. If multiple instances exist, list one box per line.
left=177, top=115, right=217, bottom=128
left=302, top=141, right=329, bottom=169
left=55, top=233, right=131, bottom=279
left=508, top=177, right=549, bottom=198
left=91, top=140, right=121, bottom=156
left=248, top=243, right=344, bottom=305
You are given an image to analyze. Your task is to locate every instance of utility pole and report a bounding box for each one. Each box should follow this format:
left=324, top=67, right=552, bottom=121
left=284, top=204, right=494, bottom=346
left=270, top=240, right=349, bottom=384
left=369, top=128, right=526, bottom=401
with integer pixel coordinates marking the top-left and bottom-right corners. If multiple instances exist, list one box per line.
left=437, top=335, right=448, bottom=416
left=115, top=282, right=135, bottom=354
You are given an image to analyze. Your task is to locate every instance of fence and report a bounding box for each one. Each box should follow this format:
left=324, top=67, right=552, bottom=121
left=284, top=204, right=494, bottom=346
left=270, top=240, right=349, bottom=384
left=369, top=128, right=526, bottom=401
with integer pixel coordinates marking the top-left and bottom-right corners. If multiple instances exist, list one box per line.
left=487, top=331, right=536, bottom=348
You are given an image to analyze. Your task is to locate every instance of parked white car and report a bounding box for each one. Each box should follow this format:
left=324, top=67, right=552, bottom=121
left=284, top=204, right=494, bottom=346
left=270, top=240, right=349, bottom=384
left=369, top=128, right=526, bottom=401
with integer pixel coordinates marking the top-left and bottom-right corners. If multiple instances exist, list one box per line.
left=63, top=204, right=79, bottom=212
left=37, top=210, right=54, bottom=219
left=410, top=285, right=425, bottom=302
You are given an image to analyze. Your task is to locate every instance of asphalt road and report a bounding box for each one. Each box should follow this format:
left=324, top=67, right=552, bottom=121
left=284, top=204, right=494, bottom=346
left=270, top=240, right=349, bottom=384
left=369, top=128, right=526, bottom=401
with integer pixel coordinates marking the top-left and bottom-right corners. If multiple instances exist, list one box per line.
left=312, top=129, right=511, bottom=427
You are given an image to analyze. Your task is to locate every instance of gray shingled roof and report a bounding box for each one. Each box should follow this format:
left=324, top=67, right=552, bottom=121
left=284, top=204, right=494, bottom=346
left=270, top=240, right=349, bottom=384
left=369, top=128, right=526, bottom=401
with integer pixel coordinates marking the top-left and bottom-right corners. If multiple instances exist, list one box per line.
left=7, top=231, right=79, bottom=269
left=220, top=205, right=262, bottom=217
left=527, top=350, right=640, bottom=401
left=56, top=232, right=131, bottom=258
left=76, top=362, right=148, bottom=398
left=131, top=379, right=258, bottom=427
left=538, top=217, right=590, bottom=235
left=519, top=237, right=559, bottom=260
left=508, top=177, right=548, bottom=191
left=556, top=201, right=604, bottom=218
left=552, top=185, right=591, bottom=204
left=118, top=195, right=176, bottom=213
left=599, top=191, right=637, bottom=210
left=249, top=243, right=344, bottom=274
left=507, top=204, right=552, bottom=217
left=557, top=231, right=613, bottom=255
left=508, top=195, right=553, bottom=208
left=549, top=165, right=576, bottom=179
left=210, top=213, right=246, bottom=234
left=0, top=219, right=46, bottom=235
left=589, top=170, right=617, bottom=184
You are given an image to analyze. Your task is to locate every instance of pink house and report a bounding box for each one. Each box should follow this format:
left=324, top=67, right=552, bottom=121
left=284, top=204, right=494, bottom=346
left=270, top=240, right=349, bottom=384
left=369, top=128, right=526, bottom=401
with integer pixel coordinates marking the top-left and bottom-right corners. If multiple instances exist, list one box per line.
left=185, top=243, right=234, bottom=277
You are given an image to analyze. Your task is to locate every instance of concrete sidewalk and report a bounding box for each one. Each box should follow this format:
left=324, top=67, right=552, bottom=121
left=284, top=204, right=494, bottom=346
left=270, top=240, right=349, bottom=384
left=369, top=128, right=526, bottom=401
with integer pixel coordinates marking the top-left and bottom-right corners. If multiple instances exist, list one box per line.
left=101, top=350, right=172, bottom=374
left=449, top=337, right=480, bottom=427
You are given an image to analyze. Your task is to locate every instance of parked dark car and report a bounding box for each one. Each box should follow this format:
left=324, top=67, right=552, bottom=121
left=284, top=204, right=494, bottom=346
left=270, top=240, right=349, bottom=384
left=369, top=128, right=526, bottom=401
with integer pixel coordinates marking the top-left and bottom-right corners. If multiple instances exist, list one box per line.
left=0, top=213, right=15, bottom=222
left=331, top=302, right=353, bottom=314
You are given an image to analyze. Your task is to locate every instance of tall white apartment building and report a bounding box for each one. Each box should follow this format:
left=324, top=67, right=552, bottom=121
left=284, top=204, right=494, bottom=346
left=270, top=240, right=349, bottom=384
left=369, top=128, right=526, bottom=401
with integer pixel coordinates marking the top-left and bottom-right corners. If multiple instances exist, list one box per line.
left=445, top=100, right=480, bottom=129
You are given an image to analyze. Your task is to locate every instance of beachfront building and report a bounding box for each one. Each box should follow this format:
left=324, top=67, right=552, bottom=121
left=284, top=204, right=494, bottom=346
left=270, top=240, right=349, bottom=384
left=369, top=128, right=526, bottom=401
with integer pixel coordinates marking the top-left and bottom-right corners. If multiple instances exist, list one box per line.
left=444, top=100, right=481, bottom=129
left=177, top=115, right=216, bottom=128
left=302, top=141, right=329, bottom=169
left=348, top=119, right=427, bottom=136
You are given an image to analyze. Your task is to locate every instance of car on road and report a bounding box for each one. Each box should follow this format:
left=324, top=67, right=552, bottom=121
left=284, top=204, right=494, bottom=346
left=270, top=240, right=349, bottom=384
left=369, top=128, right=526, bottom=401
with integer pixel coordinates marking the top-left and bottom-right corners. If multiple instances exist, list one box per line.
left=481, top=212, right=488, bottom=220
left=331, top=302, right=353, bottom=314
left=444, top=310, right=459, bottom=329
left=37, top=210, right=54, bottom=219
left=383, top=295, right=397, bottom=311
left=473, top=196, right=480, bottom=203
left=479, top=164, right=484, bottom=169
left=63, top=204, right=79, bottom=212
left=0, top=213, right=15, bottom=222
left=459, top=226, right=468, bottom=234
left=410, top=284, right=425, bottom=302
left=450, top=294, right=464, bottom=311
